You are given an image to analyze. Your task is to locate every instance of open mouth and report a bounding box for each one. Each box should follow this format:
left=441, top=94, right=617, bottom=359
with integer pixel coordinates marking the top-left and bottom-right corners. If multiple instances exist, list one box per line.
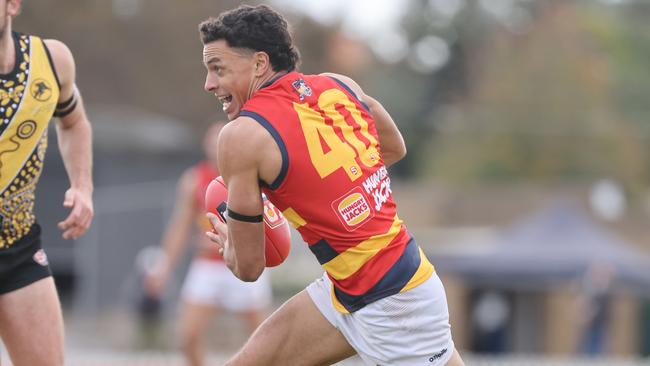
left=218, top=94, right=233, bottom=112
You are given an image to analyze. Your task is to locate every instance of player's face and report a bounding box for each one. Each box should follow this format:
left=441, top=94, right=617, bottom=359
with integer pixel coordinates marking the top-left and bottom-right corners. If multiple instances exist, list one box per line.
left=203, top=40, right=256, bottom=121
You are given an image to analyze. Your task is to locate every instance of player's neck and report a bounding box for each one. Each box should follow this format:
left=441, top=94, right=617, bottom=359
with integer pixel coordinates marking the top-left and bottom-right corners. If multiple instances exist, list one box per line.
left=0, top=28, right=15, bottom=74
left=260, top=70, right=288, bottom=87
left=249, top=70, right=288, bottom=97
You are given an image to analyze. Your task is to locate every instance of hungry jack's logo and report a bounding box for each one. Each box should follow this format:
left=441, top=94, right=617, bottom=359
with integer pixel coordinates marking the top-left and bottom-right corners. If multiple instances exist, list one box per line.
left=331, top=186, right=374, bottom=231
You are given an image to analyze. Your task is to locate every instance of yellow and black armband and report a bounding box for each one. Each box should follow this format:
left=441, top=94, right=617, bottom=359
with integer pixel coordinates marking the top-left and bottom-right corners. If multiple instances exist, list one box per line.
left=53, top=87, right=78, bottom=118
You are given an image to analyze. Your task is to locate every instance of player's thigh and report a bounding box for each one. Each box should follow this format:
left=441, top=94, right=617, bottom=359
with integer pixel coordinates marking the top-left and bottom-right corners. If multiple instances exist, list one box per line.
left=445, top=348, right=465, bottom=366
left=0, top=277, right=64, bottom=366
left=227, top=289, right=356, bottom=366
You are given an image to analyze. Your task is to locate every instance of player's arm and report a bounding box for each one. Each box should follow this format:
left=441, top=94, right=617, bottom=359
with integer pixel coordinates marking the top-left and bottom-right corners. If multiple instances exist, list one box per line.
left=320, top=72, right=407, bottom=167
left=145, top=169, right=197, bottom=296
left=45, top=39, right=94, bottom=240
left=210, top=118, right=266, bottom=282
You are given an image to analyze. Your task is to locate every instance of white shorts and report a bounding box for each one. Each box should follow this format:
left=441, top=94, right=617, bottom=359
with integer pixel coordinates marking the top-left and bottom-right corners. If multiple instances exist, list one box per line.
left=181, top=259, right=272, bottom=312
left=307, top=272, right=455, bottom=366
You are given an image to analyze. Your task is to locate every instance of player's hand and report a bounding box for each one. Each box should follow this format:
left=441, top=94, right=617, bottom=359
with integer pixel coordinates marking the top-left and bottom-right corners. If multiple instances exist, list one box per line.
left=57, top=187, right=94, bottom=240
left=206, top=212, right=228, bottom=256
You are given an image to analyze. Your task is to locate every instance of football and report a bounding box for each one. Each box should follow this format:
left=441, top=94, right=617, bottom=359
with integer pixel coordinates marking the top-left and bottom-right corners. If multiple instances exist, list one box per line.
left=205, top=176, right=291, bottom=267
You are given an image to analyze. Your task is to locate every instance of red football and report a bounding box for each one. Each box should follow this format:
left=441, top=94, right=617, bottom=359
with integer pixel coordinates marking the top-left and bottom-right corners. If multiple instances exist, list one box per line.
left=205, top=176, right=291, bottom=267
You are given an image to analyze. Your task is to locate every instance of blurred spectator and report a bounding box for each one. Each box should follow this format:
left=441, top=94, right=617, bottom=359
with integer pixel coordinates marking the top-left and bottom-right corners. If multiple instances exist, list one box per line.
left=133, top=246, right=164, bottom=349
left=144, top=122, right=272, bottom=366
left=472, top=290, right=510, bottom=354
left=577, top=262, right=615, bottom=356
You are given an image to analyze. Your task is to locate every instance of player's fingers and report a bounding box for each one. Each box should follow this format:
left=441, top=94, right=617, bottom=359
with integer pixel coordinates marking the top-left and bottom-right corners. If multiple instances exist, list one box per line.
left=206, top=231, right=225, bottom=256
left=58, top=212, right=78, bottom=230
left=62, top=213, right=90, bottom=239
left=62, top=227, right=79, bottom=240
left=207, top=213, right=229, bottom=239
left=82, top=208, right=94, bottom=229
left=205, top=230, right=222, bottom=245
left=59, top=200, right=84, bottom=228
left=77, top=207, right=93, bottom=233
left=63, top=189, right=75, bottom=208
left=213, top=222, right=228, bottom=236
left=61, top=221, right=91, bottom=240
left=206, top=212, right=222, bottom=227
left=214, top=220, right=227, bottom=234
left=74, top=224, right=90, bottom=237
left=72, top=226, right=86, bottom=240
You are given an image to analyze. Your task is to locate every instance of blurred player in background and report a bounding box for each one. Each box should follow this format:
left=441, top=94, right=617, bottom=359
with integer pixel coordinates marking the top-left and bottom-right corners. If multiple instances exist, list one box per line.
left=0, top=0, right=94, bottom=365
left=201, top=4, right=464, bottom=366
left=145, top=122, right=272, bottom=366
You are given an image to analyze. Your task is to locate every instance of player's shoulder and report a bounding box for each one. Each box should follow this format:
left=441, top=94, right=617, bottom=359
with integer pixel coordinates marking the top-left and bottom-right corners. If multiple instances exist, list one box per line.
left=217, top=117, right=276, bottom=176
left=42, top=39, right=74, bottom=65
left=220, top=116, right=270, bottom=149
left=42, top=39, right=75, bottom=84
left=318, top=72, right=364, bottom=96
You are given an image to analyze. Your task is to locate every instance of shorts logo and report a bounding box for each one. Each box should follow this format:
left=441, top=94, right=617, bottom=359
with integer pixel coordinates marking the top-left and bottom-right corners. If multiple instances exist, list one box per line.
left=263, top=199, right=285, bottom=229
left=33, top=249, right=49, bottom=266
left=331, top=186, right=374, bottom=231
left=429, top=348, right=448, bottom=363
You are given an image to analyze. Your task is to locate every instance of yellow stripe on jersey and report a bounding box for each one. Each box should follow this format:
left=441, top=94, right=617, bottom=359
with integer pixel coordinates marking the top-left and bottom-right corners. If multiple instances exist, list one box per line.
left=331, top=284, right=350, bottom=314
left=323, top=215, right=403, bottom=280
left=330, top=242, right=434, bottom=314
left=282, top=207, right=307, bottom=229
left=400, top=247, right=435, bottom=293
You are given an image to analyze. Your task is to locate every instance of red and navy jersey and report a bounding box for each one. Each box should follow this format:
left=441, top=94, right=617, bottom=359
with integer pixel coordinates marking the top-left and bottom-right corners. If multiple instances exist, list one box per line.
left=241, top=72, right=434, bottom=313
left=194, top=160, right=222, bottom=261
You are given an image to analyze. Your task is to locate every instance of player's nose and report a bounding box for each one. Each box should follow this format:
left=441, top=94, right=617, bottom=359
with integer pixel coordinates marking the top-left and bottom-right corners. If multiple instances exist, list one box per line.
left=204, top=74, right=219, bottom=93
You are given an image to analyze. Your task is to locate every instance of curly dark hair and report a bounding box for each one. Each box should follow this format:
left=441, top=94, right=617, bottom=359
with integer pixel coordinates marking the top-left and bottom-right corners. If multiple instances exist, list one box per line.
left=199, top=5, right=300, bottom=72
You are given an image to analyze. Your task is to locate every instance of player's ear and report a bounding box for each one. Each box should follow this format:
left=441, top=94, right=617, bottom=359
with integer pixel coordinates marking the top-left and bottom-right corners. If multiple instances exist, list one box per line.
left=253, top=52, right=270, bottom=76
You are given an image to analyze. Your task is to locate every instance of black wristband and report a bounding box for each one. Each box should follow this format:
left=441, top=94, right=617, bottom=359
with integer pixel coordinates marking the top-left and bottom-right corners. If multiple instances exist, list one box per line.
left=227, top=208, right=263, bottom=223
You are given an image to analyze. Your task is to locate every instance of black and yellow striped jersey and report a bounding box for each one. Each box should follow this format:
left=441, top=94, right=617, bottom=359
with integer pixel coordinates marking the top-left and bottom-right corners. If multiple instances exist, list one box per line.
left=0, top=32, right=60, bottom=248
